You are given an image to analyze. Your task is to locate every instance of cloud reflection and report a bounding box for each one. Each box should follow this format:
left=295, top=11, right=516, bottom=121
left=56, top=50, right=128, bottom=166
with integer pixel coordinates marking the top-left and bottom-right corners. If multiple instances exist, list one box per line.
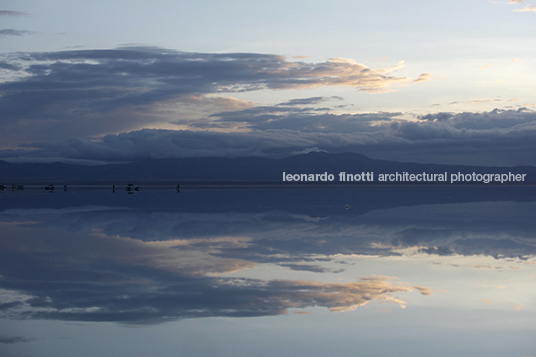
left=0, top=220, right=423, bottom=323
left=1, top=188, right=535, bottom=323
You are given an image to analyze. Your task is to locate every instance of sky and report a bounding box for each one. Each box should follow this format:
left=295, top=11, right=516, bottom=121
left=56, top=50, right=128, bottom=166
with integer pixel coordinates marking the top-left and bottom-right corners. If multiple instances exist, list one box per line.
left=2, top=4, right=536, bottom=355
left=1, top=0, right=536, bottom=166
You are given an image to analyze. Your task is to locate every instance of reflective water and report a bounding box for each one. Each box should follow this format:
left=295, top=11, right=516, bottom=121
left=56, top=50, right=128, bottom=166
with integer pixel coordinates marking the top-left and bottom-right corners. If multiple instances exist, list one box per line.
left=1, top=187, right=535, bottom=356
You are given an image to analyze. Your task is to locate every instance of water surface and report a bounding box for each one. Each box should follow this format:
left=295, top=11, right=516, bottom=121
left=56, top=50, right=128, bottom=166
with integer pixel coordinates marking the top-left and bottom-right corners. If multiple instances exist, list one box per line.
left=1, top=187, right=535, bottom=356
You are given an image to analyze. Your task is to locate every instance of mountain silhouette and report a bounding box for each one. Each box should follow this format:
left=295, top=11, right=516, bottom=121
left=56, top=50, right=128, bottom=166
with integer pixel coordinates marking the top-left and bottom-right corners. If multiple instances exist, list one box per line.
left=1, top=152, right=535, bottom=184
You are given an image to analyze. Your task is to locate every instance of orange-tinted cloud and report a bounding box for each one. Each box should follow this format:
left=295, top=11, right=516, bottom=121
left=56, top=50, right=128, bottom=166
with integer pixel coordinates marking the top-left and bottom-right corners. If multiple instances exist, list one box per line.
left=514, top=4, right=536, bottom=11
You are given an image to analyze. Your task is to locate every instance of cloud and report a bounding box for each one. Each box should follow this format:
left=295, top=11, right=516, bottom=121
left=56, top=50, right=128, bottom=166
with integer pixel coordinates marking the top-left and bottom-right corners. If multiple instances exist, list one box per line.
left=0, top=220, right=425, bottom=323
left=2, top=189, right=535, bottom=324
left=198, top=105, right=393, bottom=133
left=445, top=264, right=519, bottom=270
left=1, top=48, right=536, bottom=166
left=446, top=99, right=501, bottom=105
left=279, top=263, right=343, bottom=273
left=278, top=96, right=344, bottom=106
left=0, top=11, right=30, bottom=16
left=412, top=286, right=433, bottom=296
left=0, top=336, right=34, bottom=344
left=0, top=126, right=394, bottom=161
left=0, top=29, right=35, bottom=36
left=419, top=112, right=453, bottom=121
left=0, top=336, right=34, bottom=343
left=435, top=98, right=519, bottom=107
left=0, top=47, right=415, bottom=107
left=266, top=277, right=413, bottom=313
left=478, top=58, right=521, bottom=70
left=412, top=73, right=431, bottom=83
left=0, top=47, right=424, bottom=146
left=514, top=5, right=536, bottom=11
left=0, top=61, right=21, bottom=70
left=5, top=107, right=536, bottom=166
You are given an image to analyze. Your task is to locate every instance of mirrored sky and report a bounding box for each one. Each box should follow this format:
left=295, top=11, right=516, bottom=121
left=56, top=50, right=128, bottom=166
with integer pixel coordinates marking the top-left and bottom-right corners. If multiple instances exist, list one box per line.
left=1, top=187, right=535, bottom=357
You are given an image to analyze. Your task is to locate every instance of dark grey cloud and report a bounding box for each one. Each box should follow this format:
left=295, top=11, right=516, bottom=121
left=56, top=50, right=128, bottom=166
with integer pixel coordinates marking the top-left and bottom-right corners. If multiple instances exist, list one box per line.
left=419, top=112, right=453, bottom=121
left=0, top=61, right=21, bottom=70
left=0, top=47, right=419, bottom=147
left=1, top=128, right=383, bottom=161
left=0, top=336, right=34, bottom=344
left=0, top=29, right=34, bottom=36
left=1, top=47, right=536, bottom=166
left=0, top=11, right=30, bottom=16
left=4, top=107, right=536, bottom=165
left=0, top=47, right=409, bottom=118
left=278, top=263, right=342, bottom=273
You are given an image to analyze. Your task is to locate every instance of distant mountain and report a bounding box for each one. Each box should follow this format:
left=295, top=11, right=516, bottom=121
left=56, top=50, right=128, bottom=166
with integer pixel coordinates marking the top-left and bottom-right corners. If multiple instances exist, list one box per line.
left=1, top=152, right=535, bottom=184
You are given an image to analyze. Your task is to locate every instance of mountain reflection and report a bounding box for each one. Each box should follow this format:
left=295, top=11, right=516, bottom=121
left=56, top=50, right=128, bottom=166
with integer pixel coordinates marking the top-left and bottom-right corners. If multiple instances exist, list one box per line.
left=1, top=187, right=535, bottom=324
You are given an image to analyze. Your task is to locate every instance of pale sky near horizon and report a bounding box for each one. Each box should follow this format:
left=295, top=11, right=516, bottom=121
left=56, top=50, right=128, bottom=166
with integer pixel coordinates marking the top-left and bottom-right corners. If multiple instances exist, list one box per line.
left=1, top=0, right=536, bottom=165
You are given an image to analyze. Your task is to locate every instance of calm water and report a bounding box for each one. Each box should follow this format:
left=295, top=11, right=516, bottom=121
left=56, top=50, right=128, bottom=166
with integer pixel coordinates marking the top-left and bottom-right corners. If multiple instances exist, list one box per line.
left=1, top=187, right=535, bottom=356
